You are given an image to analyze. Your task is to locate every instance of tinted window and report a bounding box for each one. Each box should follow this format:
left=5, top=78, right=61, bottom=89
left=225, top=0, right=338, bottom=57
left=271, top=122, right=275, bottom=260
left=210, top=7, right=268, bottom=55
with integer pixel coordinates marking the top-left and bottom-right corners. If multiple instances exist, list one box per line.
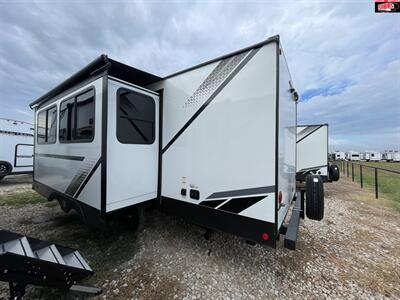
left=37, top=106, right=57, bottom=144
left=37, top=110, right=47, bottom=143
left=117, top=89, right=155, bottom=144
left=75, top=90, right=95, bottom=140
left=59, top=98, right=74, bottom=142
left=59, top=88, right=95, bottom=143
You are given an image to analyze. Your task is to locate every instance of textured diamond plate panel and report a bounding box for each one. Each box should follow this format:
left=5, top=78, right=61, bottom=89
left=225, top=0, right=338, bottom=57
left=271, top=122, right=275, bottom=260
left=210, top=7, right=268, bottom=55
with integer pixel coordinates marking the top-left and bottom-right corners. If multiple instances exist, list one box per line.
left=184, top=50, right=250, bottom=108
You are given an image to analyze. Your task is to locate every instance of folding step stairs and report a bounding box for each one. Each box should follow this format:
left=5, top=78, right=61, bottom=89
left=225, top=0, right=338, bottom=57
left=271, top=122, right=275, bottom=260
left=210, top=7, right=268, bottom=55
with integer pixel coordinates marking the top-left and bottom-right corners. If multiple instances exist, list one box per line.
left=0, top=230, right=101, bottom=299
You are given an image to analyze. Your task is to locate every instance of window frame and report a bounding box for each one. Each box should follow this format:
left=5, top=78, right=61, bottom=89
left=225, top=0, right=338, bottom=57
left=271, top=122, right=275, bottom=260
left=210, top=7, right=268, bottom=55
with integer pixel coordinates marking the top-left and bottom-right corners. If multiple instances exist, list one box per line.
left=116, top=88, right=156, bottom=145
left=59, top=86, right=96, bottom=144
left=37, top=104, right=57, bottom=145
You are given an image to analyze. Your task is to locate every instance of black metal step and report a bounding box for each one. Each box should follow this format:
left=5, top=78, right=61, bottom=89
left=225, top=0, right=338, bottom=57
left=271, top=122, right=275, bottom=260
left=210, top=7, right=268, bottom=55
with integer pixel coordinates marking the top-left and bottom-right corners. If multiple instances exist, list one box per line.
left=0, top=230, right=99, bottom=299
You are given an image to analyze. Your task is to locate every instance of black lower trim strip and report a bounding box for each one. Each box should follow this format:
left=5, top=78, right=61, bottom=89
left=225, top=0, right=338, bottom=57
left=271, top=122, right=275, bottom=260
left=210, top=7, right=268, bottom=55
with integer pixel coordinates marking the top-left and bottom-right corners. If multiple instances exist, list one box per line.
left=35, top=153, right=84, bottom=161
left=33, top=180, right=107, bottom=230
left=207, top=185, right=275, bottom=199
left=162, top=197, right=276, bottom=247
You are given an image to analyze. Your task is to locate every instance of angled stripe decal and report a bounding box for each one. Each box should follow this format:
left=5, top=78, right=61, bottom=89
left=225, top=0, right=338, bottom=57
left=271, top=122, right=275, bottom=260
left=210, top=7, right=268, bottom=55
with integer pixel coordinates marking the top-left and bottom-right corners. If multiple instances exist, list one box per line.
left=298, top=164, right=327, bottom=173
left=162, top=47, right=260, bottom=154
left=218, top=196, right=266, bottom=214
left=199, top=199, right=227, bottom=208
left=297, top=125, right=323, bottom=144
left=207, top=186, right=275, bottom=199
left=74, top=158, right=102, bottom=198
left=64, top=158, right=98, bottom=196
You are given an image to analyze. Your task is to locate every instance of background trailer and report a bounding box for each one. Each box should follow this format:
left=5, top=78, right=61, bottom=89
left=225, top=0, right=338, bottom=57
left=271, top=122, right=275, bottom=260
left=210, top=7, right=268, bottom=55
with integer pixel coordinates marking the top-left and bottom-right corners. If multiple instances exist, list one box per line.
left=29, top=36, right=323, bottom=248
left=0, top=118, right=34, bottom=180
left=296, top=124, right=339, bottom=182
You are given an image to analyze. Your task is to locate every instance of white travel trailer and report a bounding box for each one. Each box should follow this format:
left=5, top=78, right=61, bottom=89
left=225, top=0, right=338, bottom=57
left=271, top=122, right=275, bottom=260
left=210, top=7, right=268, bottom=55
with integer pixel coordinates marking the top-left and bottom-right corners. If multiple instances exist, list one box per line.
left=0, top=118, right=33, bottom=180
left=383, top=150, right=399, bottom=162
left=296, top=124, right=339, bottom=182
left=362, top=151, right=382, bottom=162
left=346, top=151, right=360, bottom=161
left=333, top=151, right=345, bottom=160
left=393, top=152, right=400, bottom=162
left=29, top=36, right=324, bottom=249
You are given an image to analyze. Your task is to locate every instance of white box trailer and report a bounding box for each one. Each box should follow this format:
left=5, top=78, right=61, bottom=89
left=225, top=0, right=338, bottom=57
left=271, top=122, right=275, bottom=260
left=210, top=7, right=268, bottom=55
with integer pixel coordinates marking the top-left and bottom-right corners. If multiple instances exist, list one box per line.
left=362, top=151, right=382, bottom=162
left=333, top=151, right=345, bottom=160
left=383, top=150, right=399, bottom=162
left=0, top=118, right=34, bottom=180
left=29, top=36, right=324, bottom=248
left=394, top=152, right=400, bottom=162
left=346, top=151, right=360, bottom=161
left=296, top=124, right=339, bottom=182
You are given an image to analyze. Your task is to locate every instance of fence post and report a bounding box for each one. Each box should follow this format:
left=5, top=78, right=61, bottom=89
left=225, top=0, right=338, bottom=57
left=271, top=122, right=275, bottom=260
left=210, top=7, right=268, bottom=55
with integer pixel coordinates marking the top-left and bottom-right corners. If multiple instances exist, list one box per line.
left=375, top=168, right=378, bottom=199
left=360, top=165, right=363, bottom=188
left=347, top=161, right=349, bottom=177
left=352, top=163, right=354, bottom=182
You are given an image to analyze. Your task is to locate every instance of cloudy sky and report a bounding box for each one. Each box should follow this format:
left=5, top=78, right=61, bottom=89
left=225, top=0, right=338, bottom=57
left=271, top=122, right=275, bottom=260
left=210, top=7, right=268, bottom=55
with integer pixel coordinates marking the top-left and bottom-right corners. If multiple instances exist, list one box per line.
left=0, top=0, right=399, bottom=151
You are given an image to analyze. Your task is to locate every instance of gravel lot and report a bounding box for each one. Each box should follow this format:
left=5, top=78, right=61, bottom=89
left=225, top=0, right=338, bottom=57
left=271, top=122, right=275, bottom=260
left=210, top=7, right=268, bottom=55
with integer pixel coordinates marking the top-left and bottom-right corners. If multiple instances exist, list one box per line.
left=0, top=175, right=399, bottom=299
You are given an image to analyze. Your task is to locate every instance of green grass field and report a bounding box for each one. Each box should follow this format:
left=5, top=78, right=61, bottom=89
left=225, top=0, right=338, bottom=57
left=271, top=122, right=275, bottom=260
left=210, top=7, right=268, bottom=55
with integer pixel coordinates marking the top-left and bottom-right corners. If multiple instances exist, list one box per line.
left=336, top=161, right=400, bottom=210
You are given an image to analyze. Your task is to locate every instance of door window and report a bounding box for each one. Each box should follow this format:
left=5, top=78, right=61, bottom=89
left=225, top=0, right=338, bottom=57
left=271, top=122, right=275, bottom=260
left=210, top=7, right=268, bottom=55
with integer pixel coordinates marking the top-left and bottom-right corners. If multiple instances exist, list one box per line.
left=117, top=89, right=155, bottom=144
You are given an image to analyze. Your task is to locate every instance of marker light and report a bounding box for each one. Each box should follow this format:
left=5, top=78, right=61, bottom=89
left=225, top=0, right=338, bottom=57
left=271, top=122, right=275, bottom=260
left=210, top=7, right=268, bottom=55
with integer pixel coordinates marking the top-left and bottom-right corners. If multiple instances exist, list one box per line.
left=262, top=233, right=270, bottom=241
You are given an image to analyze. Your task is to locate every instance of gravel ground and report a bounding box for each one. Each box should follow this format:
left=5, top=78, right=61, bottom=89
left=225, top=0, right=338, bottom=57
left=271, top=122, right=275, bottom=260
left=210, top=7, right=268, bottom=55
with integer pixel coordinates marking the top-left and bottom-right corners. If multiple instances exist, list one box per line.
left=0, top=175, right=399, bottom=299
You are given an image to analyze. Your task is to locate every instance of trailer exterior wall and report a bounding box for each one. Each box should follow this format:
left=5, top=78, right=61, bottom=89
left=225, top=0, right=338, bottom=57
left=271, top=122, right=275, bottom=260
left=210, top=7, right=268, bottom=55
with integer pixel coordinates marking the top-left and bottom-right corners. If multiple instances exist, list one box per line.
left=0, top=119, right=34, bottom=176
left=296, top=125, right=328, bottom=179
left=33, top=77, right=104, bottom=210
left=277, top=47, right=297, bottom=228
left=147, top=41, right=292, bottom=245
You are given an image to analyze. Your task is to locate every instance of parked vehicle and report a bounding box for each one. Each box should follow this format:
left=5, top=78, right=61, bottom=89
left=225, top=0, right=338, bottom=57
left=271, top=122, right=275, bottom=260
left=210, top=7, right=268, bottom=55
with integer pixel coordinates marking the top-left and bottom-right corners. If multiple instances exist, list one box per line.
left=332, top=151, right=345, bottom=160
left=0, top=118, right=33, bottom=180
left=346, top=151, right=360, bottom=161
left=383, top=150, right=400, bottom=162
left=29, top=35, right=324, bottom=249
left=393, top=152, right=400, bottom=162
left=362, top=150, right=382, bottom=162
left=296, top=124, right=339, bottom=182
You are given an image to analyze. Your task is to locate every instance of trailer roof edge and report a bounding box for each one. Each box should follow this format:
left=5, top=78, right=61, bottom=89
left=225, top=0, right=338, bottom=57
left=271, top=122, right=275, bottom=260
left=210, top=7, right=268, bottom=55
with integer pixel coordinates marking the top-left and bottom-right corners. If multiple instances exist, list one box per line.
left=29, top=55, right=162, bottom=109
left=163, top=35, right=280, bottom=80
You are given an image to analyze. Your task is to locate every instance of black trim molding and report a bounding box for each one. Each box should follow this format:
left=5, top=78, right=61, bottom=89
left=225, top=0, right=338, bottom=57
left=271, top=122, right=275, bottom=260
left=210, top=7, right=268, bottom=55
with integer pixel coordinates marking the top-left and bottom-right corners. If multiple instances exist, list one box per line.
left=207, top=186, right=275, bottom=199
left=35, top=153, right=84, bottom=161
left=162, top=197, right=276, bottom=247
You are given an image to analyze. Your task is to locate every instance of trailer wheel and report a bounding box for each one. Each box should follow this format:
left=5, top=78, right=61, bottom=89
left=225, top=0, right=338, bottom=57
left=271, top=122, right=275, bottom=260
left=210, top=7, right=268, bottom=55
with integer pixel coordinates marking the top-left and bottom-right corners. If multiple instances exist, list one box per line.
left=305, top=174, right=324, bottom=221
left=329, top=164, right=340, bottom=181
left=119, top=206, right=143, bottom=231
left=0, top=161, right=12, bottom=177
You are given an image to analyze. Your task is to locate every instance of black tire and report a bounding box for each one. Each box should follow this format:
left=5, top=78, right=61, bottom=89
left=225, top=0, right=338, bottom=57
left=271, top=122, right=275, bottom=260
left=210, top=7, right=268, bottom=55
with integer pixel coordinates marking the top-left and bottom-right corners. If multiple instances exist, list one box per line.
left=118, top=206, right=144, bottom=231
left=0, top=176, right=3, bottom=181
left=329, top=164, right=340, bottom=181
left=305, top=174, right=324, bottom=221
left=0, top=161, right=12, bottom=177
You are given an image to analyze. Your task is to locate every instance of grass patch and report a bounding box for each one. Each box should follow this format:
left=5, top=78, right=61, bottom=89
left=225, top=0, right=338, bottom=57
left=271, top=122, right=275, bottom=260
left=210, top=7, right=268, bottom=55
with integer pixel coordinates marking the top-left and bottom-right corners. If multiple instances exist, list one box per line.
left=0, top=191, right=46, bottom=207
left=336, top=161, right=400, bottom=210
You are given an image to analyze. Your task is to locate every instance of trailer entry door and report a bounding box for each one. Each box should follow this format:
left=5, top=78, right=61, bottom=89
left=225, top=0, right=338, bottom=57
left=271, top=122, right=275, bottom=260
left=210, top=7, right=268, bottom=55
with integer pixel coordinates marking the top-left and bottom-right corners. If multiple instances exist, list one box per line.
left=107, top=81, right=159, bottom=212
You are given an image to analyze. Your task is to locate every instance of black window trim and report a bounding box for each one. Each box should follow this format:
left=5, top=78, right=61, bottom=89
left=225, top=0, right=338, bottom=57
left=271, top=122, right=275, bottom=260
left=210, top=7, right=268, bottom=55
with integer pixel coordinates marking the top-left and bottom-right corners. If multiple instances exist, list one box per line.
left=37, top=104, right=57, bottom=145
left=116, top=87, right=156, bottom=145
left=59, top=86, right=96, bottom=144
